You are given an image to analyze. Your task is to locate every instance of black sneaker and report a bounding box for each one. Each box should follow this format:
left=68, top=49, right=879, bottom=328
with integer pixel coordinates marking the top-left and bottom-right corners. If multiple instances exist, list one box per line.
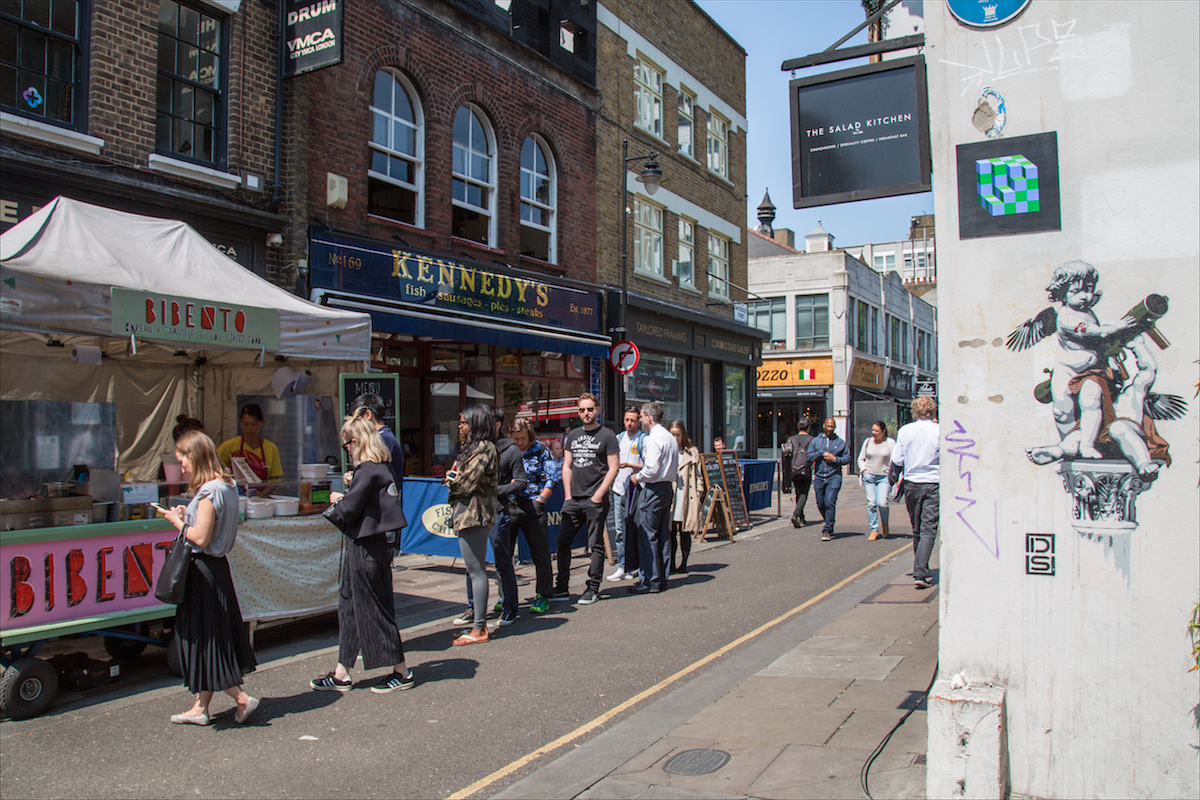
left=498, top=608, right=518, bottom=626
left=914, top=578, right=932, bottom=590
left=370, top=670, right=415, bottom=694
left=310, top=672, right=352, bottom=692
left=578, top=588, right=599, bottom=605
left=551, top=588, right=571, bottom=601
left=821, top=532, right=832, bottom=542
left=791, top=517, right=801, bottom=528
left=452, top=607, right=475, bottom=625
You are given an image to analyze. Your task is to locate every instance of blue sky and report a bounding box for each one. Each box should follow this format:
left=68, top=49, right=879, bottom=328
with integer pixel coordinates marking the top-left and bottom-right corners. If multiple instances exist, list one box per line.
left=695, top=0, right=934, bottom=247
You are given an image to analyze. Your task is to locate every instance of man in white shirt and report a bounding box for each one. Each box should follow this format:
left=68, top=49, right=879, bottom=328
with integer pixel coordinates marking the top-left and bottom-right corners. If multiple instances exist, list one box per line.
left=628, top=402, right=679, bottom=594
left=890, top=396, right=940, bottom=589
left=605, top=408, right=643, bottom=581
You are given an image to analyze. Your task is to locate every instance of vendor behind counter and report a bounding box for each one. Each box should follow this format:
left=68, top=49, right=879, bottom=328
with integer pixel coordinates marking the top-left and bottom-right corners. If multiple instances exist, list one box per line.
left=217, top=403, right=283, bottom=491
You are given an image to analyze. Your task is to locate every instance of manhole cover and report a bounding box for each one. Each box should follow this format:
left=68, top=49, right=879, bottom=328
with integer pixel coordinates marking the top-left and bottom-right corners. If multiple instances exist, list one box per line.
left=662, top=748, right=731, bottom=776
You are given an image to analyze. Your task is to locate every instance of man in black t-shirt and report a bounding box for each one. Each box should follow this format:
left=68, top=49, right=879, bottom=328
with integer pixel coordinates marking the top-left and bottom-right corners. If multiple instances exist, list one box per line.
left=553, top=393, right=619, bottom=605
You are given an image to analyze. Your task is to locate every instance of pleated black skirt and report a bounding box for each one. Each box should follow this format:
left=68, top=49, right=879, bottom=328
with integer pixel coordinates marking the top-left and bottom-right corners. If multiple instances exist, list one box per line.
left=338, top=534, right=405, bottom=670
left=176, top=553, right=257, bottom=694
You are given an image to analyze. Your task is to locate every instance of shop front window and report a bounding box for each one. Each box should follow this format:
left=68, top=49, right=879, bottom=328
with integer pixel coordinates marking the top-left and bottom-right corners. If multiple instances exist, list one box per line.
left=626, top=352, right=687, bottom=427
left=723, top=365, right=747, bottom=454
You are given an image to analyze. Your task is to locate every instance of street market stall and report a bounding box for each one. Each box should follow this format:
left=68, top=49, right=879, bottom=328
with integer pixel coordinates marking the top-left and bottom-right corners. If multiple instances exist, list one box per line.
left=0, top=197, right=371, bottom=718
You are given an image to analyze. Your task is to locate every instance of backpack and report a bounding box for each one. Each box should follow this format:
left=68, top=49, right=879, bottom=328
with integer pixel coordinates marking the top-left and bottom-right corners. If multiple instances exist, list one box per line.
left=783, top=434, right=812, bottom=477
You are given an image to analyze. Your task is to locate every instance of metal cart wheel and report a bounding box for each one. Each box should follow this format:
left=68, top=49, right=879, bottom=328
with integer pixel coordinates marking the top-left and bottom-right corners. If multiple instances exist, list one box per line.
left=0, top=657, right=59, bottom=720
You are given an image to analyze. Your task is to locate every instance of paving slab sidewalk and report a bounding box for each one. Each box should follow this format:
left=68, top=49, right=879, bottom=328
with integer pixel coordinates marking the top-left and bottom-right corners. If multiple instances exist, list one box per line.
left=492, top=505, right=940, bottom=800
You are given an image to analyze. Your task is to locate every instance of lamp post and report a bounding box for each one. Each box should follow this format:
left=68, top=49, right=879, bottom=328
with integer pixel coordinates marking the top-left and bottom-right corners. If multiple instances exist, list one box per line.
left=615, top=138, right=662, bottom=417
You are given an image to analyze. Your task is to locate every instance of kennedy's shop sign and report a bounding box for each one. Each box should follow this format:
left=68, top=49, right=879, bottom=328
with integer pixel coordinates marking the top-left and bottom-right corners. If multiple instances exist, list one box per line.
left=110, top=288, right=279, bottom=350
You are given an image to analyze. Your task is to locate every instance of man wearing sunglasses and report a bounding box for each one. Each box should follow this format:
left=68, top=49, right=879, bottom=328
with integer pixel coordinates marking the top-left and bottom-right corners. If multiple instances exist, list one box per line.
left=553, top=393, right=619, bottom=605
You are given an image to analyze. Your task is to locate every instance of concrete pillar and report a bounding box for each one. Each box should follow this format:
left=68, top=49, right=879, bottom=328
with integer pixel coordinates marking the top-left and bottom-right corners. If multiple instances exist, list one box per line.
left=927, top=679, right=1008, bottom=799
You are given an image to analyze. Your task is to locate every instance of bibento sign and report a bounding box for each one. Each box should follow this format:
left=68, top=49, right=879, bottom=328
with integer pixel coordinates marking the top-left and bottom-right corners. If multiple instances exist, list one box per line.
left=110, top=288, right=280, bottom=350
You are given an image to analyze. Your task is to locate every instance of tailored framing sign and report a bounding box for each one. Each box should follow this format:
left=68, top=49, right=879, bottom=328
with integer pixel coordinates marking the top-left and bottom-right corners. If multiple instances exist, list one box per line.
left=789, top=56, right=931, bottom=208
left=283, top=0, right=344, bottom=78
left=956, top=132, right=1061, bottom=239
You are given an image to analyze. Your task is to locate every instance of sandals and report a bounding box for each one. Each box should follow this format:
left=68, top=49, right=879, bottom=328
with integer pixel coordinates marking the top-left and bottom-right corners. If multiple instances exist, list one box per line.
left=452, top=631, right=489, bottom=646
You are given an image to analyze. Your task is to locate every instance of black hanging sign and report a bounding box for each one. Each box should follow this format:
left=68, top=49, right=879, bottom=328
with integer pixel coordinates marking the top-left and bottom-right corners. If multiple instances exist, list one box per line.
left=283, top=1, right=344, bottom=78
left=789, top=56, right=931, bottom=208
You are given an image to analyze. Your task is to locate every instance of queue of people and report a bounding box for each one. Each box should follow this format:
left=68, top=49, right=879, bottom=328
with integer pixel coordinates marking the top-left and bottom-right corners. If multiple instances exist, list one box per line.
left=163, top=391, right=938, bottom=721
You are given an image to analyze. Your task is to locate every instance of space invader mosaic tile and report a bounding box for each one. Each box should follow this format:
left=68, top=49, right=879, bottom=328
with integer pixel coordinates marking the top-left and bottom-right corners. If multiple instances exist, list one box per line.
left=976, top=154, right=1040, bottom=216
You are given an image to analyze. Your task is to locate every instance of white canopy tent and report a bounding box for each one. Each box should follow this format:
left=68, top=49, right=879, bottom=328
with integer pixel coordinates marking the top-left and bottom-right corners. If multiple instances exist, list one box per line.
left=0, top=197, right=372, bottom=479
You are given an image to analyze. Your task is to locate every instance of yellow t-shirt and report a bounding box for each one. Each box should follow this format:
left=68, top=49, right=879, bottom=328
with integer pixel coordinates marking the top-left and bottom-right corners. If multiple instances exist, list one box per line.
left=217, top=436, right=283, bottom=481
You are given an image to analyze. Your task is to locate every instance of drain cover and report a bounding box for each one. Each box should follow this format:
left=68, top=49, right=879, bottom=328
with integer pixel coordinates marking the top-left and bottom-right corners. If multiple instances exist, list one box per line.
left=662, top=748, right=731, bottom=776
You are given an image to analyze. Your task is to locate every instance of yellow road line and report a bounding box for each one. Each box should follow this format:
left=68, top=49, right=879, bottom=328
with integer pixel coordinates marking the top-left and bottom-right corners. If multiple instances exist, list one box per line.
left=446, top=543, right=909, bottom=800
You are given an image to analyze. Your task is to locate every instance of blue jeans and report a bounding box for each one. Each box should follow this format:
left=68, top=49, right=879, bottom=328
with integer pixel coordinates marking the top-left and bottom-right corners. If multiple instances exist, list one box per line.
left=633, top=482, right=672, bottom=591
left=607, top=491, right=627, bottom=569
left=862, top=473, right=890, bottom=531
left=812, top=475, right=842, bottom=535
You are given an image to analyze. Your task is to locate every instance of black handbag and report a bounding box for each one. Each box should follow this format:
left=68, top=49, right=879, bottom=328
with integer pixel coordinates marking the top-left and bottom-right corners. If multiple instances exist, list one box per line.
left=154, top=530, right=192, bottom=605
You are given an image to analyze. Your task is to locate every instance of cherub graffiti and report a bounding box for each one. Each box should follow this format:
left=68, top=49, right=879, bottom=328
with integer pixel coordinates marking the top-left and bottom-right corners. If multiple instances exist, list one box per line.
left=1006, top=261, right=1186, bottom=533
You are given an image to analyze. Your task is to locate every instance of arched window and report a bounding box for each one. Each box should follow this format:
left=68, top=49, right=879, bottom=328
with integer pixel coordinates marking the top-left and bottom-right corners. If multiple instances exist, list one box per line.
left=368, top=69, right=423, bottom=227
left=519, top=135, right=556, bottom=262
left=451, top=105, right=495, bottom=246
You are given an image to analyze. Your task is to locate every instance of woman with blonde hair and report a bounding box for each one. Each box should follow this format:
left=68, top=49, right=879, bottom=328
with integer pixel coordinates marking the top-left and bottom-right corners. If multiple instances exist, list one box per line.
left=161, top=430, right=258, bottom=725
left=669, top=420, right=703, bottom=574
left=310, top=411, right=414, bottom=693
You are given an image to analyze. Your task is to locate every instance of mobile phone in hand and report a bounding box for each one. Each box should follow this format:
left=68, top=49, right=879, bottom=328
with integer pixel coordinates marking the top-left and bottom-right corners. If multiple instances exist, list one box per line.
left=149, top=502, right=170, bottom=515
left=445, top=470, right=459, bottom=482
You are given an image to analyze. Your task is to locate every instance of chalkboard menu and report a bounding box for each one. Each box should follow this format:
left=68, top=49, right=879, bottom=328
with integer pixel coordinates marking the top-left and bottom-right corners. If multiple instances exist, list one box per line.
left=700, top=452, right=735, bottom=539
left=719, top=450, right=750, bottom=530
left=339, top=373, right=400, bottom=471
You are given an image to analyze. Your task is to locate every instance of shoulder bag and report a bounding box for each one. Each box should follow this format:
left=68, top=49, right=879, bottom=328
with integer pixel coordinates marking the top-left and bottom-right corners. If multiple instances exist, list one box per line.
left=154, top=529, right=192, bottom=605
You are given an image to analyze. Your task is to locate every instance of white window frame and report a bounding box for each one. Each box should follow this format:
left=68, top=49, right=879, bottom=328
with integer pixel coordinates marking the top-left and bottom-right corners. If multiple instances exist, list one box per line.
left=796, top=294, right=830, bottom=351
left=706, top=109, right=729, bottom=179
left=750, top=297, right=786, bottom=350
left=677, top=86, right=695, bottom=159
left=707, top=232, right=730, bottom=300
left=451, top=104, right=497, bottom=246
left=677, top=217, right=695, bottom=287
left=368, top=69, right=424, bottom=228
left=633, top=197, right=664, bottom=277
left=520, top=134, right=556, bottom=263
left=634, top=57, right=663, bottom=139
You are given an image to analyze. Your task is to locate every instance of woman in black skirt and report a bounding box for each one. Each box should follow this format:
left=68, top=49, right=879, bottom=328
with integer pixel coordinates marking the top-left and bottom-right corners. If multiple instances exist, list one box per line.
left=162, top=430, right=258, bottom=725
left=310, top=411, right=414, bottom=694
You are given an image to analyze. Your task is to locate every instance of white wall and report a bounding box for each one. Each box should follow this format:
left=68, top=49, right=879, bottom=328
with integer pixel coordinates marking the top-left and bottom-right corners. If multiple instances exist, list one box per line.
left=926, top=2, right=1200, bottom=797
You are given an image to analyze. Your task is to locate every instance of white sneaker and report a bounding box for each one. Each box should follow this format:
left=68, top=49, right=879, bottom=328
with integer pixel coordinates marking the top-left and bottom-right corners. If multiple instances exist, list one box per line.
left=605, top=568, right=626, bottom=582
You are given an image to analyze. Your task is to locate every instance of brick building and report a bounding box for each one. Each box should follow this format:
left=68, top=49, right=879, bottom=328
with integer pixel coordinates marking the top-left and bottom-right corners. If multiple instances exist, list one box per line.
left=1, top=0, right=287, bottom=278
left=595, top=0, right=762, bottom=452
left=285, top=0, right=606, bottom=475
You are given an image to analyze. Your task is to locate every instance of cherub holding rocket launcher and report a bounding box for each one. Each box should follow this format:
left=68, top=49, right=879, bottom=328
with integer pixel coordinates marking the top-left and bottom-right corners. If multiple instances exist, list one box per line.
left=1007, top=261, right=1184, bottom=479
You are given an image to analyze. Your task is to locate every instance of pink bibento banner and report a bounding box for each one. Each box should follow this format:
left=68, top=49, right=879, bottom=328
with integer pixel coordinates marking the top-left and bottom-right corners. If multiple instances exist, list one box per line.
left=2, top=527, right=178, bottom=631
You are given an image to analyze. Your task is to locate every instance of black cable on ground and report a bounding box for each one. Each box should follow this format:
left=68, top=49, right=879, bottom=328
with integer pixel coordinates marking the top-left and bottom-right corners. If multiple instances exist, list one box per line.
left=861, top=660, right=939, bottom=800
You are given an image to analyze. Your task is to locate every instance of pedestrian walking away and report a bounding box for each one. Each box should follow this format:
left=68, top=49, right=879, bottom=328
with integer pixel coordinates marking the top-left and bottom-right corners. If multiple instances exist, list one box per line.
left=628, top=402, right=679, bottom=594
left=858, top=420, right=895, bottom=541
left=606, top=407, right=644, bottom=582
left=554, top=393, right=619, bottom=605
left=891, top=396, right=941, bottom=589
left=446, top=404, right=499, bottom=644
left=161, top=430, right=258, bottom=726
left=806, top=418, right=850, bottom=541
left=781, top=418, right=814, bottom=527
left=669, top=420, right=702, bottom=574
left=312, top=412, right=414, bottom=694
left=508, top=417, right=555, bottom=614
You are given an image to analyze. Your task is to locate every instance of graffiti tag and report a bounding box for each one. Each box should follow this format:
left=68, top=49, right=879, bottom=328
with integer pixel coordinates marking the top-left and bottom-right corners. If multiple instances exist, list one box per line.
left=946, top=420, right=1000, bottom=559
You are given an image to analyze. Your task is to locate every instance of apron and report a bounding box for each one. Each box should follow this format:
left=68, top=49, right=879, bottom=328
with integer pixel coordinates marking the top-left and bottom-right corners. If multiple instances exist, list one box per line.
left=233, top=437, right=270, bottom=482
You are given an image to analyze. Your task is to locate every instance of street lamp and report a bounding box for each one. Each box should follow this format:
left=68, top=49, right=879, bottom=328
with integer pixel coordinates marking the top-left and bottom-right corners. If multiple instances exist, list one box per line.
left=615, top=138, right=663, bottom=417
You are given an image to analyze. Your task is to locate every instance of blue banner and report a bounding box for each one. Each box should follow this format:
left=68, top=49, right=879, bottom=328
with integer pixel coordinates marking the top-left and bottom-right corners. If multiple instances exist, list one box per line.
left=310, top=235, right=602, bottom=334
left=402, top=478, right=575, bottom=559
left=740, top=459, right=776, bottom=511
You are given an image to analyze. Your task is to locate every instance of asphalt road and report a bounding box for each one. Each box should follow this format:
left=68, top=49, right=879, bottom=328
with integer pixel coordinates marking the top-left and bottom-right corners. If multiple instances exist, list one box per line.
left=0, top=491, right=908, bottom=799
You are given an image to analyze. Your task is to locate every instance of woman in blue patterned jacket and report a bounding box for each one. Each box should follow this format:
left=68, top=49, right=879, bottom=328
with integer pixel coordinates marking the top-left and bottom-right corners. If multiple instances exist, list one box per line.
left=507, top=418, right=555, bottom=615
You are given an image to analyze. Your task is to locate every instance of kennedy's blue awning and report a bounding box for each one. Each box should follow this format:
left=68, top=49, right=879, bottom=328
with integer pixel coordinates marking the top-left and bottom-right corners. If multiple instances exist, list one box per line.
left=315, top=290, right=611, bottom=359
